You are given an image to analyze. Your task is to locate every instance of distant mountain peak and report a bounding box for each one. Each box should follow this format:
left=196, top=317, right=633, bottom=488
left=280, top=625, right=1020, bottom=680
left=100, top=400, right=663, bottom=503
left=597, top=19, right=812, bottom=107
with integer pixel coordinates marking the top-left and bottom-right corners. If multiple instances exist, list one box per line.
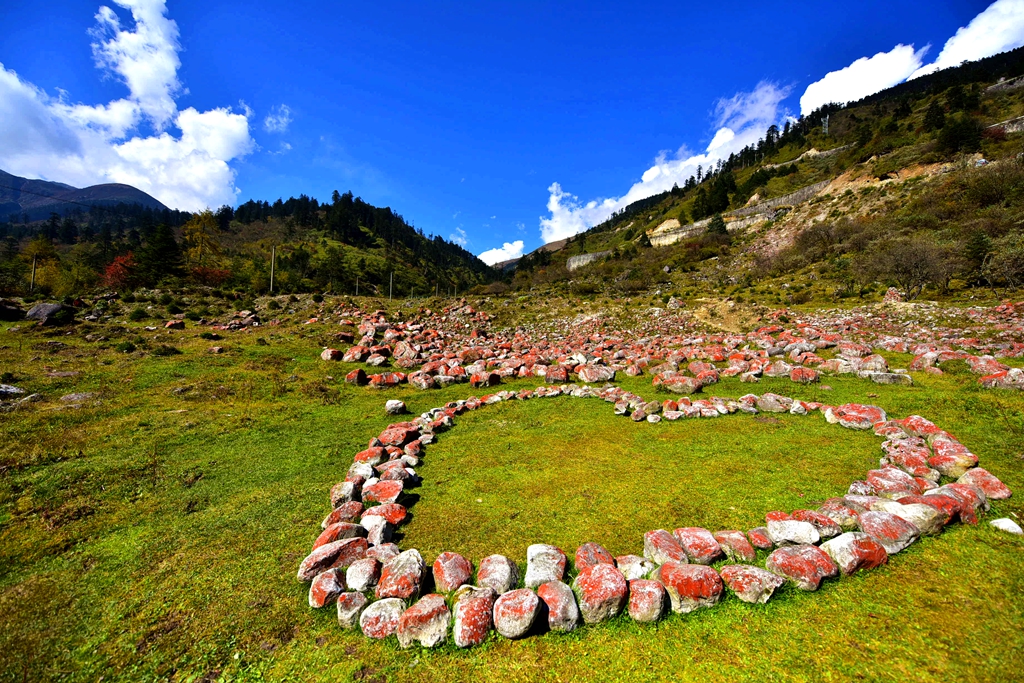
left=0, top=169, right=168, bottom=221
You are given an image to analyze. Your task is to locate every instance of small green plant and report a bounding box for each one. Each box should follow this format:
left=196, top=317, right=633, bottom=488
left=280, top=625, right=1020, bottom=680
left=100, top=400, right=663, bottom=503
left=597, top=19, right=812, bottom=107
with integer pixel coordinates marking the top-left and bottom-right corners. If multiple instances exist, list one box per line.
left=151, top=344, right=181, bottom=356
left=267, top=299, right=281, bottom=310
left=312, top=293, right=324, bottom=303
left=158, top=293, right=173, bottom=305
left=128, top=307, right=148, bottom=322
left=166, top=303, right=183, bottom=315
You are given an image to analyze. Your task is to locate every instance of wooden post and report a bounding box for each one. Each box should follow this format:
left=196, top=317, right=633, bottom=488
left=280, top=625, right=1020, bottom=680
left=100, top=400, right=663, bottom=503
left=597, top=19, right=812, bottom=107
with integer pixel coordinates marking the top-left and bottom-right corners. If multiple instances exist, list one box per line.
left=30, top=255, right=36, bottom=291
left=269, top=245, right=276, bottom=293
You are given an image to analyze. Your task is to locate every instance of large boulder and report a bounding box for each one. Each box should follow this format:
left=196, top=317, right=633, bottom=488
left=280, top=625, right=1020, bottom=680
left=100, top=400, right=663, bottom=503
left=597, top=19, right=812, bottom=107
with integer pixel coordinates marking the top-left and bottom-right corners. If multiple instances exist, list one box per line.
left=571, top=564, right=628, bottom=624
left=376, top=549, right=427, bottom=599
left=433, top=551, right=473, bottom=593
left=308, top=568, right=346, bottom=608
left=577, top=365, right=615, bottom=383
left=857, top=511, right=920, bottom=554
left=765, top=544, right=838, bottom=591
left=627, top=579, right=667, bottom=622
left=453, top=586, right=497, bottom=647
left=958, top=468, right=1012, bottom=500
left=346, top=557, right=382, bottom=592
left=396, top=594, right=451, bottom=648
left=654, top=562, right=723, bottom=614
left=312, top=522, right=368, bottom=550
left=673, top=527, right=725, bottom=565
left=477, top=554, right=520, bottom=594
left=363, top=480, right=404, bottom=505
left=536, top=580, right=580, bottom=633
left=719, top=564, right=786, bottom=604
left=524, top=544, right=567, bottom=589
left=360, top=597, right=406, bottom=639
left=819, top=532, right=888, bottom=576
left=26, top=302, right=74, bottom=325
left=493, top=588, right=541, bottom=639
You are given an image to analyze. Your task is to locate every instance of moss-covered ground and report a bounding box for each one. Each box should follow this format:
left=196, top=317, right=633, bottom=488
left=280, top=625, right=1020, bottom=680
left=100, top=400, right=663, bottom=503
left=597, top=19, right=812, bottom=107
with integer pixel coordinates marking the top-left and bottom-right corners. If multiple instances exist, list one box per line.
left=1, top=313, right=1022, bottom=682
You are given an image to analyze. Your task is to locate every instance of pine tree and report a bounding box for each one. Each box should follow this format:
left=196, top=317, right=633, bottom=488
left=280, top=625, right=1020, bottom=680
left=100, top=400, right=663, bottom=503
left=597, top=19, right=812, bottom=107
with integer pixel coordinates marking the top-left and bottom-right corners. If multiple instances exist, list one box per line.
left=137, top=223, right=184, bottom=285
left=707, top=214, right=728, bottom=235
left=923, top=100, right=946, bottom=132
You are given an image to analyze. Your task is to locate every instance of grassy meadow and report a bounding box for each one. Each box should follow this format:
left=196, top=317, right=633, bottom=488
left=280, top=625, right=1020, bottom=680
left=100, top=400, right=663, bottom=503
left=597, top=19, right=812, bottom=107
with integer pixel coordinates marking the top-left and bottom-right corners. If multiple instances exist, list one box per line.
left=1, top=312, right=1023, bottom=682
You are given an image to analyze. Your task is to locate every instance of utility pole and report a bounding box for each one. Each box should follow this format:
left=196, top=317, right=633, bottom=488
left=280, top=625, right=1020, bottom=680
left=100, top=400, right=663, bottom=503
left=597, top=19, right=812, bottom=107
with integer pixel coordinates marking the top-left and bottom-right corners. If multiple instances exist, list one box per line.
left=30, top=255, right=36, bottom=291
left=389, top=272, right=393, bottom=301
left=823, top=114, right=830, bottom=137
left=269, top=245, right=276, bottom=294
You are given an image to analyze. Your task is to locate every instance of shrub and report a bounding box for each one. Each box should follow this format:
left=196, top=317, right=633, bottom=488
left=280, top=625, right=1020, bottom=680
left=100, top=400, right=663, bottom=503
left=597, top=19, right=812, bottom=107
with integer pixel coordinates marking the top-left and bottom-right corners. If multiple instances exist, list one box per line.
left=128, top=307, right=148, bottom=321
left=266, top=299, right=281, bottom=310
left=152, top=345, right=182, bottom=356
left=312, top=293, right=324, bottom=303
left=158, top=293, right=173, bottom=305
left=115, top=341, right=136, bottom=353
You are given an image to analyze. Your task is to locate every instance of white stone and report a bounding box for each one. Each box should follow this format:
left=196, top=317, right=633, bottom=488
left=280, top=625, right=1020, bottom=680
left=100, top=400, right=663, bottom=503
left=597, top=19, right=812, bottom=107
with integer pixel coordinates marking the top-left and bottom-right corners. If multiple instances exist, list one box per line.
left=991, top=518, right=1023, bottom=535
left=524, top=544, right=566, bottom=589
left=767, top=519, right=820, bottom=546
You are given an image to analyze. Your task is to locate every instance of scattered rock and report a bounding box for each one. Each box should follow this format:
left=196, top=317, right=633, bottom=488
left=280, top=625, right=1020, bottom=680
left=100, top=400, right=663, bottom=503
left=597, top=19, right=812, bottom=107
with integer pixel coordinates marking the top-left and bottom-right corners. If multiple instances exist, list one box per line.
left=396, top=594, right=451, bottom=648
left=433, top=551, right=473, bottom=593
left=477, top=554, right=520, bottom=594
left=493, top=588, right=541, bottom=639
left=991, top=518, right=1023, bottom=535
left=385, top=399, right=407, bottom=415
left=336, top=592, right=369, bottom=629
left=309, top=568, right=346, bottom=608
left=819, top=532, right=889, bottom=576
left=376, top=549, right=426, bottom=599
left=524, top=544, right=567, bottom=588
left=360, top=597, right=406, bottom=639
left=572, top=563, right=628, bottom=624
left=627, top=579, right=667, bottom=622
left=765, top=544, right=839, bottom=590
left=453, top=586, right=497, bottom=647
left=536, top=580, right=580, bottom=632
left=719, top=564, right=786, bottom=603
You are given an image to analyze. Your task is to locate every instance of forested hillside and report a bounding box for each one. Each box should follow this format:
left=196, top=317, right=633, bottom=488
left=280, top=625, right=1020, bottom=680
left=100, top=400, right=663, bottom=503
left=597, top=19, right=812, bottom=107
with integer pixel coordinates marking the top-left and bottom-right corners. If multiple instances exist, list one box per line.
left=0, top=188, right=492, bottom=299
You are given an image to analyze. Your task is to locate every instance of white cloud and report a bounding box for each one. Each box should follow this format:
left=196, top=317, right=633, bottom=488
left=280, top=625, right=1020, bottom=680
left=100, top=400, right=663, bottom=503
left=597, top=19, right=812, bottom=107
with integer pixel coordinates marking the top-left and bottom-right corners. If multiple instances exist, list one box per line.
left=539, top=82, right=791, bottom=244
left=799, top=44, right=927, bottom=115
left=478, top=240, right=524, bottom=265
left=263, top=104, right=293, bottom=133
left=0, top=0, right=254, bottom=211
left=449, top=227, right=468, bottom=246
left=911, top=0, right=1024, bottom=79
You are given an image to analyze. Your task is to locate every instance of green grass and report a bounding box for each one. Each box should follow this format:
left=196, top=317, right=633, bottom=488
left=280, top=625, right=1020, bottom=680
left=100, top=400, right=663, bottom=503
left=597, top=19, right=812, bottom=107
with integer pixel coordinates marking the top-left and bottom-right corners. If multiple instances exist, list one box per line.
left=1, top=320, right=1023, bottom=682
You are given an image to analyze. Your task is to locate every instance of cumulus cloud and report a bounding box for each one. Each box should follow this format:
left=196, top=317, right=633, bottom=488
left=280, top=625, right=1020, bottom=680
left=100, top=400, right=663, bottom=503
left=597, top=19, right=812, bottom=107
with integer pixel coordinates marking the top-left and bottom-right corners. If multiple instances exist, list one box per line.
left=799, top=44, right=927, bottom=115
left=539, top=82, right=790, bottom=244
left=0, top=0, right=254, bottom=210
left=478, top=240, right=524, bottom=265
left=263, top=104, right=293, bottom=133
left=911, top=0, right=1024, bottom=79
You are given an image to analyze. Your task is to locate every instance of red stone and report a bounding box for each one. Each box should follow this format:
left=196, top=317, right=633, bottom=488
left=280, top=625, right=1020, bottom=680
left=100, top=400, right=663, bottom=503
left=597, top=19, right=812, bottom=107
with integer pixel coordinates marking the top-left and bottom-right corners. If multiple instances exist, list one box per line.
left=354, top=446, right=386, bottom=464
left=312, top=522, right=367, bottom=550
left=765, top=544, right=838, bottom=590
left=791, top=509, right=843, bottom=539
left=857, top=511, right=920, bottom=554
left=654, top=562, right=723, bottom=613
left=627, top=579, right=666, bottom=622
left=959, top=468, right=1012, bottom=500
left=867, top=467, right=921, bottom=495
left=829, top=403, right=887, bottom=429
left=713, top=530, right=757, bottom=562
left=453, top=587, right=496, bottom=647
left=345, top=368, right=368, bottom=385
left=790, top=367, right=819, bottom=384
left=574, top=542, right=615, bottom=572
left=896, top=415, right=943, bottom=439
left=572, top=564, right=628, bottom=624
left=363, top=480, right=404, bottom=505
left=643, top=529, right=688, bottom=564
left=493, top=588, right=541, bottom=639
left=362, top=503, right=408, bottom=526
left=747, top=527, right=773, bottom=549
left=396, top=594, right=451, bottom=648
left=379, top=426, right=419, bottom=447
left=433, top=552, right=473, bottom=593
left=323, top=501, right=364, bottom=527
left=309, top=567, right=346, bottom=608
left=297, top=537, right=369, bottom=581
left=672, top=527, right=725, bottom=565
left=765, top=510, right=792, bottom=522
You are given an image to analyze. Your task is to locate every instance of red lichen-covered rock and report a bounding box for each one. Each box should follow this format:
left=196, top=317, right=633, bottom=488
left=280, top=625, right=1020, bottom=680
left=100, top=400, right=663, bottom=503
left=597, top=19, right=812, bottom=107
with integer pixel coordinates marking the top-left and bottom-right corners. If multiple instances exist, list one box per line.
left=660, top=375, right=703, bottom=394
left=817, top=499, right=864, bottom=531
left=361, top=515, right=391, bottom=546
left=477, top=554, right=520, bottom=594
left=857, top=511, right=920, bottom=554
left=654, top=562, right=723, bottom=614
left=819, top=532, right=889, bottom=576
left=309, top=567, right=346, bottom=608
left=297, top=537, right=369, bottom=581
left=896, top=415, right=943, bottom=439
left=897, top=494, right=960, bottom=524
left=376, top=549, right=427, bottom=599
left=322, top=501, right=364, bottom=528
left=345, top=368, right=368, bottom=385
left=378, top=425, right=419, bottom=447
left=879, top=501, right=947, bottom=536
left=330, top=480, right=361, bottom=507
left=363, top=480, right=404, bottom=505
left=867, top=467, right=922, bottom=496
left=673, top=527, right=725, bottom=565
left=367, top=543, right=401, bottom=563
left=361, top=503, right=408, bottom=526
left=790, top=367, right=819, bottom=384
left=825, top=403, right=887, bottom=430
left=360, top=597, right=406, bottom=639
left=346, top=557, right=382, bottom=592
left=929, top=440, right=979, bottom=478
left=354, top=446, right=386, bottom=465
left=713, top=530, right=757, bottom=562
left=321, top=348, right=342, bottom=361
left=343, top=345, right=371, bottom=363
left=643, top=529, right=688, bottom=565
left=627, top=579, right=667, bottom=622
left=536, top=580, right=580, bottom=633
left=958, top=468, right=1012, bottom=500
left=312, top=522, right=368, bottom=550
left=575, top=542, right=615, bottom=572
left=545, top=366, right=569, bottom=383
left=493, top=588, right=541, bottom=639
left=336, top=591, right=369, bottom=629
left=470, top=372, right=500, bottom=388
left=765, top=510, right=792, bottom=522
left=396, top=594, right=451, bottom=648
left=765, top=544, right=839, bottom=590
left=791, top=509, right=843, bottom=540
left=524, top=544, right=567, bottom=588
left=747, top=527, right=773, bottom=550
left=452, top=586, right=497, bottom=647
left=572, top=563, right=628, bottom=624
left=433, top=551, right=473, bottom=593
left=719, top=564, right=786, bottom=604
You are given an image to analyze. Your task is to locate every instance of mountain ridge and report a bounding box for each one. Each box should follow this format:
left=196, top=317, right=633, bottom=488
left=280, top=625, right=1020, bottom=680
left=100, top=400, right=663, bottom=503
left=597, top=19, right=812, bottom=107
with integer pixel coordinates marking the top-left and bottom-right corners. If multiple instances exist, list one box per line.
left=0, top=169, right=168, bottom=221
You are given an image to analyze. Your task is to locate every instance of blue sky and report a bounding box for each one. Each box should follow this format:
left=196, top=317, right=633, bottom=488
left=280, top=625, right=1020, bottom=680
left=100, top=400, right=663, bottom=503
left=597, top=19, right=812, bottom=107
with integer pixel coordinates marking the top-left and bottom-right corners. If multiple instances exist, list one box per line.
left=2, top=0, right=1022, bottom=263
